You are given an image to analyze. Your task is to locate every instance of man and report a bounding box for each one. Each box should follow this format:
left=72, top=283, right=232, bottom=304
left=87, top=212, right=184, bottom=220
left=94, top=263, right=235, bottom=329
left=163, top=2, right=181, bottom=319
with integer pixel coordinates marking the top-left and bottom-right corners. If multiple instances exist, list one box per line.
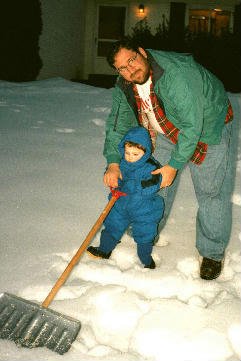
left=103, top=37, right=234, bottom=280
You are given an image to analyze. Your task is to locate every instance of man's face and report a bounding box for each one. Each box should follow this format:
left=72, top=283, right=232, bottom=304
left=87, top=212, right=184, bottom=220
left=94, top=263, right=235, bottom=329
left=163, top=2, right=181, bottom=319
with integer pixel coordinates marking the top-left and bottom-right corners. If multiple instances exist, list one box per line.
left=113, top=47, right=150, bottom=85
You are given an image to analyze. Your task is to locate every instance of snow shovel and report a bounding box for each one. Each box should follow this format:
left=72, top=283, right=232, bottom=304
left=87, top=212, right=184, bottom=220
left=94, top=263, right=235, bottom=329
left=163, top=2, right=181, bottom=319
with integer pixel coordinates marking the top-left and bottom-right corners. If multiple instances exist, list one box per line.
left=0, top=188, right=126, bottom=354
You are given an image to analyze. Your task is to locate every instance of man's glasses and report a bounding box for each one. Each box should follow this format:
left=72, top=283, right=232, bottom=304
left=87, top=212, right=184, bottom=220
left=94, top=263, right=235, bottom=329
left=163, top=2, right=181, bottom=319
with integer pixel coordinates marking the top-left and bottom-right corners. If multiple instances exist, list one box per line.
left=116, top=52, right=138, bottom=74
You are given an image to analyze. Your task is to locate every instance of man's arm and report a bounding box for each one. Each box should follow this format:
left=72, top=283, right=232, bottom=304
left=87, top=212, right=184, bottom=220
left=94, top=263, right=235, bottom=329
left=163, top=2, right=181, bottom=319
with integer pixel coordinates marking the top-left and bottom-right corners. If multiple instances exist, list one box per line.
left=159, top=68, right=205, bottom=170
left=103, top=85, right=137, bottom=165
left=152, top=165, right=177, bottom=188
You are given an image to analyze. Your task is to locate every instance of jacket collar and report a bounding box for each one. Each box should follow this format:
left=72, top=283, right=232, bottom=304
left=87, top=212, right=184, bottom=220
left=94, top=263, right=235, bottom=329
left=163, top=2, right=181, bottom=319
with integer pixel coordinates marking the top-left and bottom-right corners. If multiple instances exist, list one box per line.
left=146, top=50, right=164, bottom=85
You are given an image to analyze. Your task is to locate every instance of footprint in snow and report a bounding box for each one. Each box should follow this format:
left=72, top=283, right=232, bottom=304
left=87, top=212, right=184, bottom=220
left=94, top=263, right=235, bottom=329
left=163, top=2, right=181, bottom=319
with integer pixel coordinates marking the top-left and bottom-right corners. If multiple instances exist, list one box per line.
left=56, top=128, right=76, bottom=133
left=91, top=118, right=105, bottom=126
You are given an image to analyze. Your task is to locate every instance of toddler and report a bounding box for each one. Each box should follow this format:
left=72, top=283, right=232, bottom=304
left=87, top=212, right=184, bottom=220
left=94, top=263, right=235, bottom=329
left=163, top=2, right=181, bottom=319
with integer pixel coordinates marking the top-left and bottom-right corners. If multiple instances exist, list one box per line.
left=87, top=126, right=164, bottom=268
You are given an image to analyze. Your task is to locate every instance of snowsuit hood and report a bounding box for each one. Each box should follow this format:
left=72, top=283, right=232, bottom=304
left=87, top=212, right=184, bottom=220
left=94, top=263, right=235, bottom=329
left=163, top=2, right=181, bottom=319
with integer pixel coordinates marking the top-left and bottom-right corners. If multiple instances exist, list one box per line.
left=118, top=127, right=152, bottom=168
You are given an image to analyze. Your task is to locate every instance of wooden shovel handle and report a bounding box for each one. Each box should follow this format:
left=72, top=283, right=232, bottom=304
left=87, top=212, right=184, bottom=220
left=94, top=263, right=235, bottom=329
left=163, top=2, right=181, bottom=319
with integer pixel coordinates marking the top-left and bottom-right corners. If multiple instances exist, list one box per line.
left=42, top=196, right=117, bottom=308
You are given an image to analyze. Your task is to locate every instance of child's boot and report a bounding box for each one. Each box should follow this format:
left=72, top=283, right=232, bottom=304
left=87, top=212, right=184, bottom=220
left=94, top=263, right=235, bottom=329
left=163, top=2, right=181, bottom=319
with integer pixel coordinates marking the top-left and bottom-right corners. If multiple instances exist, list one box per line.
left=137, top=242, right=155, bottom=268
left=144, top=257, right=156, bottom=269
left=87, top=246, right=112, bottom=259
left=87, top=229, right=120, bottom=259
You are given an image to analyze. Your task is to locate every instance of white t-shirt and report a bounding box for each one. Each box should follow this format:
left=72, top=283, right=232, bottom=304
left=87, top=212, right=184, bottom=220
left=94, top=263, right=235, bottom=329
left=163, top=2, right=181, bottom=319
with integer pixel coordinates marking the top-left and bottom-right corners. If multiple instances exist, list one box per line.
left=136, top=76, right=164, bottom=134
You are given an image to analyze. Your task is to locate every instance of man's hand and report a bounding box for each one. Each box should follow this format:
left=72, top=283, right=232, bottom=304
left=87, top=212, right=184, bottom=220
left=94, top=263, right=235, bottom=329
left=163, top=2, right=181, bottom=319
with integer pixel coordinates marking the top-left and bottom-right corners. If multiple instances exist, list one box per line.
left=104, top=163, right=122, bottom=188
left=151, top=165, right=177, bottom=189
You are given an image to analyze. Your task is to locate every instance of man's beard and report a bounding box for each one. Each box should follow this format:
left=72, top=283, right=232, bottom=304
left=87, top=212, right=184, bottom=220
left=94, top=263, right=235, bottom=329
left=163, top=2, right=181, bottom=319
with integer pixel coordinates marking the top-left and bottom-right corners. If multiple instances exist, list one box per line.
left=131, top=65, right=151, bottom=85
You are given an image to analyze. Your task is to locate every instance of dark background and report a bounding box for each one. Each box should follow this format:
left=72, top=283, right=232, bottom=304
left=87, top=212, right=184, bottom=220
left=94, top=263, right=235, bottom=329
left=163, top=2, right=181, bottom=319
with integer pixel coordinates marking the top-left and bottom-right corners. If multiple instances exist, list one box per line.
left=0, top=1, right=240, bottom=92
left=0, top=0, right=42, bottom=82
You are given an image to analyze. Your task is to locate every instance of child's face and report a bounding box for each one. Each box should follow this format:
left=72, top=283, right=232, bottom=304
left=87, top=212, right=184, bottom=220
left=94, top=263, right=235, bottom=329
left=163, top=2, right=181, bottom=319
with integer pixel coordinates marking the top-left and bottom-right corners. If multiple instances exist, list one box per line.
left=124, top=145, right=145, bottom=163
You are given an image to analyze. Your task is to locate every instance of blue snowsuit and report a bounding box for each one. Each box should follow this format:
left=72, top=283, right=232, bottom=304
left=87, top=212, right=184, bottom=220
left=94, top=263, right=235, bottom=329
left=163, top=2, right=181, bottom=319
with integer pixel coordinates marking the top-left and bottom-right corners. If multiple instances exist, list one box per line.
left=98, top=126, right=164, bottom=266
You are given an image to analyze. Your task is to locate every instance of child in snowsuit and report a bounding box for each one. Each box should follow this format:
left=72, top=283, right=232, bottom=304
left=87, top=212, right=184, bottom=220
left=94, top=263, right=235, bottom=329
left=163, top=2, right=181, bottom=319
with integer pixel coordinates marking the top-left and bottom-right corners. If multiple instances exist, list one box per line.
left=87, top=126, right=164, bottom=268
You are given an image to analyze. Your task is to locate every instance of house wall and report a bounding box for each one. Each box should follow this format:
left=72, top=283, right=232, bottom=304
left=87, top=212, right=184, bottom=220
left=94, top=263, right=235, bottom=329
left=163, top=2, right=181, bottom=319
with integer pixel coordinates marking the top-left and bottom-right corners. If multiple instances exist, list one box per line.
left=80, top=1, right=171, bottom=79
left=80, top=0, right=239, bottom=80
left=129, top=2, right=171, bottom=33
left=37, top=0, right=84, bottom=80
left=37, top=0, right=239, bottom=81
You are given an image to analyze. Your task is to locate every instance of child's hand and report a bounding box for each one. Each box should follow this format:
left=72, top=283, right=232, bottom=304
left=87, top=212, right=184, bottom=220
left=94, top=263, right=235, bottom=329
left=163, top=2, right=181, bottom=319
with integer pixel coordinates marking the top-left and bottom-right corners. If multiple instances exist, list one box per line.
left=152, top=165, right=177, bottom=189
left=104, top=163, right=122, bottom=188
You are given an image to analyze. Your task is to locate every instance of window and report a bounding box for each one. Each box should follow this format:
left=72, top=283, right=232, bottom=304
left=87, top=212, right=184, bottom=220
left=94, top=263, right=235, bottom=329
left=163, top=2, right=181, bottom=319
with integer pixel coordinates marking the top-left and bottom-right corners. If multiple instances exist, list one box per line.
left=97, top=6, right=126, bottom=57
left=189, top=9, right=231, bottom=35
left=210, top=10, right=231, bottom=36
left=189, top=10, right=209, bottom=33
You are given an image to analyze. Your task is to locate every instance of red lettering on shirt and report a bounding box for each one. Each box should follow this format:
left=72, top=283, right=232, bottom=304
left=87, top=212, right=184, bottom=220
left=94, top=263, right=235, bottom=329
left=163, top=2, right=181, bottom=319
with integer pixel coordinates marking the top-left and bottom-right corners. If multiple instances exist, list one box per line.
left=141, top=97, right=152, bottom=112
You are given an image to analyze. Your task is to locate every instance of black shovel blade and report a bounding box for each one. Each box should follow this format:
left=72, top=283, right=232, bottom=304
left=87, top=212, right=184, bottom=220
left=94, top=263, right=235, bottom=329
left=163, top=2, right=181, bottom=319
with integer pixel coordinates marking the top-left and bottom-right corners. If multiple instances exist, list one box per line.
left=0, top=292, right=81, bottom=355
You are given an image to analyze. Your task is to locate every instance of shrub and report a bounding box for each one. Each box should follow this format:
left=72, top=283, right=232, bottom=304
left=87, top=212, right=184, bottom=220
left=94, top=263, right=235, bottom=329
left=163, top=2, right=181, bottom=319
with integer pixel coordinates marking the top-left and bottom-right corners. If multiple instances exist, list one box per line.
left=0, top=0, right=42, bottom=82
left=127, top=18, right=240, bottom=92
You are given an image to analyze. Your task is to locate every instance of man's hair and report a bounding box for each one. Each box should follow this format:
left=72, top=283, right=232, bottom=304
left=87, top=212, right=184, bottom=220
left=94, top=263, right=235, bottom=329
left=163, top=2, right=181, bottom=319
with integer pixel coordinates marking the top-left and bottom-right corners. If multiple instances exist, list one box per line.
left=106, top=36, right=141, bottom=69
left=124, top=140, right=146, bottom=153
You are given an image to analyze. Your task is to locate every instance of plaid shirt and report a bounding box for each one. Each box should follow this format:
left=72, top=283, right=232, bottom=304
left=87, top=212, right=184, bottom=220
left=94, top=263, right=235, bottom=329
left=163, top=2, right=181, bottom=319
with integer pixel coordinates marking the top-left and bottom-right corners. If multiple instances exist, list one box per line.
left=133, top=73, right=233, bottom=166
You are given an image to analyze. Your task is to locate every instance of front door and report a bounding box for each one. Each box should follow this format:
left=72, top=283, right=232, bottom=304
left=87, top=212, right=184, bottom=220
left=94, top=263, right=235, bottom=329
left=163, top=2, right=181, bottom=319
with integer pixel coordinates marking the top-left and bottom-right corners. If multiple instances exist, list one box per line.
left=94, top=4, right=127, bottom=75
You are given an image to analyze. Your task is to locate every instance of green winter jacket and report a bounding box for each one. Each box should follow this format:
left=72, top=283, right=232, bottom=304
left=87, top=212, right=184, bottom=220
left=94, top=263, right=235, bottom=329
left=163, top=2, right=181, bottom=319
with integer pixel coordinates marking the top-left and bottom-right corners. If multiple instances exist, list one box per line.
left=103, top=49, right=229, bottom=170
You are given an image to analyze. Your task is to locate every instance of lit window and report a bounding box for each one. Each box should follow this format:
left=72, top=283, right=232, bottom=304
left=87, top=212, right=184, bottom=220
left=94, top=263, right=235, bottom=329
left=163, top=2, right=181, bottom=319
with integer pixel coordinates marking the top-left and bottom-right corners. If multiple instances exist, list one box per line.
left=189, top=9, right=231, bottom=35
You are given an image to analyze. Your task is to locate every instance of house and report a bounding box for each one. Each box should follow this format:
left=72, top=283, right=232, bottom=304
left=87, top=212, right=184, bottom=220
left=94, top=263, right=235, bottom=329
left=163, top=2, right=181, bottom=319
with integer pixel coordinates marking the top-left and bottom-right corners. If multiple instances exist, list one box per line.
left=37, top=0, right=240, bottom=84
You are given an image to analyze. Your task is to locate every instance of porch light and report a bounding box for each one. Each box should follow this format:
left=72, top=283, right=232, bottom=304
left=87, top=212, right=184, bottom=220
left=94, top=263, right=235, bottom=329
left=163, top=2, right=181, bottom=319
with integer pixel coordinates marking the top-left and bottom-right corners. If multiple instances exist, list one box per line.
left=139, top=4, right=144, bottom=14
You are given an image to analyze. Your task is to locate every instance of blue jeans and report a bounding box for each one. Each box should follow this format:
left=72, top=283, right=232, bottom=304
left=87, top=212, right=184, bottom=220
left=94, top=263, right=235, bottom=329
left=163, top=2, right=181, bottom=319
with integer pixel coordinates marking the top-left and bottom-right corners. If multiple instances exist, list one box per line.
left=154, top=121, right=235, bottom=261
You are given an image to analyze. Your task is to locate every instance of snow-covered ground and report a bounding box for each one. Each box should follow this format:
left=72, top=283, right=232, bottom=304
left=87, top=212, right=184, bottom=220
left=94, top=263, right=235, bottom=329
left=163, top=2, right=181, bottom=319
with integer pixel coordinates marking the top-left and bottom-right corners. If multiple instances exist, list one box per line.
left=0, top=78, right=240, bottom=361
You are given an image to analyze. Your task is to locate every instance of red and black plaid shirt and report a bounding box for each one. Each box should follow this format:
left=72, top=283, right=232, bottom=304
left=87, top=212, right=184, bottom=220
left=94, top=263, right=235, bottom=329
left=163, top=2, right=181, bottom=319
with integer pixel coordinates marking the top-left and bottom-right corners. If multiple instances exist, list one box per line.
left=133, top=74, right=233, bottom=166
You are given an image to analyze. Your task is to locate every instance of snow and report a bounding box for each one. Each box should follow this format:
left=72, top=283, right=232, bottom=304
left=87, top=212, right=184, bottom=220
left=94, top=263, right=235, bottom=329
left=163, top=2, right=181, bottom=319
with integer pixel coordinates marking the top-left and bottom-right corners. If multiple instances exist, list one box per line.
left=0, top=78, right=240, bottom=361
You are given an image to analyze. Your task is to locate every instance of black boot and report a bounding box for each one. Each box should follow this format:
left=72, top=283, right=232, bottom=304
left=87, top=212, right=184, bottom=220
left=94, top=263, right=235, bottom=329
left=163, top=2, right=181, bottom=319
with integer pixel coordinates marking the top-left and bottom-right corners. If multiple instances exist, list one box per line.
left=87, top=246, right=112, bottom=259
left=144, top=257, right=156, bottom=269
left=200, top=257, right=222, bottom=280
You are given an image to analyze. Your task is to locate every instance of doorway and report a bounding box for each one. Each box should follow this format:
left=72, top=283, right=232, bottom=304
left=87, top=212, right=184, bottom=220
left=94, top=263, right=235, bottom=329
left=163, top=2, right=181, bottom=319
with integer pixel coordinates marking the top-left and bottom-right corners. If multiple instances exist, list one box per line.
left=94, top=4, right=127, bottom=75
